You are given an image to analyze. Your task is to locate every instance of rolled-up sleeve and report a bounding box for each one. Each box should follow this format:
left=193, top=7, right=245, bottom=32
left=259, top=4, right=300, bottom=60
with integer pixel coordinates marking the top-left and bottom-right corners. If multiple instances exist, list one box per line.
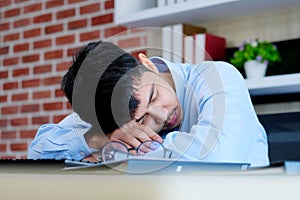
left=27, top=113, right=93, bottom=160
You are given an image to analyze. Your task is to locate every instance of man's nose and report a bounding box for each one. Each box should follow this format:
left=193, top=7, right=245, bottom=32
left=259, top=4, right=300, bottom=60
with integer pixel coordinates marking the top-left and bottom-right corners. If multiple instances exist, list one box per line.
left=148, top=105, right=168, bottom=124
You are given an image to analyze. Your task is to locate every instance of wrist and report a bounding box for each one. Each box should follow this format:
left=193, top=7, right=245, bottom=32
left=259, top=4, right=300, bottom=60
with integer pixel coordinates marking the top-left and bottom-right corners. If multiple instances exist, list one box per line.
left=84, top=129, right=109, bottom=150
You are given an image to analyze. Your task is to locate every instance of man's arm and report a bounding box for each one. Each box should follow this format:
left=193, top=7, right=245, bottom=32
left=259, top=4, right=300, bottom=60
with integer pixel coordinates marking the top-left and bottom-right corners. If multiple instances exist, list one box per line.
left=27, top=113, right=93, bottom=160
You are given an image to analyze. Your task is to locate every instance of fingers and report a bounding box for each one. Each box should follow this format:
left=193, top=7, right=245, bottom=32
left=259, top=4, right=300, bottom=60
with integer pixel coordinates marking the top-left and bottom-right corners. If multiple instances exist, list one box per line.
left=141, top=125, right=164, bottom=143
left=108, top=120, right=163, bottom=150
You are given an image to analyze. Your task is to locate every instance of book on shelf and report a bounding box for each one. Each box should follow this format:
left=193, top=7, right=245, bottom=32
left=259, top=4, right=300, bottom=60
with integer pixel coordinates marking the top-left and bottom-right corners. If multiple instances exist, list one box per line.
left=157, top=0, right=166, bottom=7
left=184, top=35, right=194, bottom=63
left=194, top=33, right=226, bottom=64
left=162, top=23, right=206, bottom=63
left=162, top=25, right=173, bottom=61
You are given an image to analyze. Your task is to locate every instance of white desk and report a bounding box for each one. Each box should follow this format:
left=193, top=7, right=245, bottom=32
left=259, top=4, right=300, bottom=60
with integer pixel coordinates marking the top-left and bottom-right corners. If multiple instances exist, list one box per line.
left=1, top=172, right=300, bottom=200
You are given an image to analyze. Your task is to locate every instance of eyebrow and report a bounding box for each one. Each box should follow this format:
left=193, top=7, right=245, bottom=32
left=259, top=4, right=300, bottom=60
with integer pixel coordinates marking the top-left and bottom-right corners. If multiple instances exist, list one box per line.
left=135, top=83, right=155, bottom=123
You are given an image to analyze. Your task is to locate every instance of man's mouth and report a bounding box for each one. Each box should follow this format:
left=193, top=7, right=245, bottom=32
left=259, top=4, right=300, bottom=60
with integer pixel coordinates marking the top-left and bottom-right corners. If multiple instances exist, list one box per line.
left=166, top=108, right=177, bottom=127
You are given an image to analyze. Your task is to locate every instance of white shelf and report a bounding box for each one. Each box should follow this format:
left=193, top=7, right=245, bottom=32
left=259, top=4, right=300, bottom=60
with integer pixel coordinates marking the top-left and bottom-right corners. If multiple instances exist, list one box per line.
left=245, top=73, right=300, bottom=96
left=114, top=0, right=300, bottom=27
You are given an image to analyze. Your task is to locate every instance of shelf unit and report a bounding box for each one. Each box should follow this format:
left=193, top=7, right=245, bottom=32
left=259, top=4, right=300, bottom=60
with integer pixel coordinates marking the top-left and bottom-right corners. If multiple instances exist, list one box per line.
left=114, top=0, right=300, bottom=27
left=245, top=73, right=300, bottom=96
left=114, top=0, right=300, bottom=96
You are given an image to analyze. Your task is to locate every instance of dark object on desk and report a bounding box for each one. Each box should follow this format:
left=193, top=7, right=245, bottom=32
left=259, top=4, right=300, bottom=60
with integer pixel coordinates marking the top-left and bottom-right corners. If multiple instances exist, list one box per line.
left=258, top=112, right=300, bottom=164
left=0, top=159, right=66, bottom=174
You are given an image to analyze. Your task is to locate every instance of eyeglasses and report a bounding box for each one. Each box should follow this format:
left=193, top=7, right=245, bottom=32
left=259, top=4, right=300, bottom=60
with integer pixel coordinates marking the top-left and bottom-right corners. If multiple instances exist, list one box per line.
left=95, top=140, right=173, bottom=163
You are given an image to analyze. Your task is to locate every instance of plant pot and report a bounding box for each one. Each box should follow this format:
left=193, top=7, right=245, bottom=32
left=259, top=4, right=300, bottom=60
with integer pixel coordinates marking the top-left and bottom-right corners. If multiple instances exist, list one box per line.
left=244, top=60, right=267, bottom=79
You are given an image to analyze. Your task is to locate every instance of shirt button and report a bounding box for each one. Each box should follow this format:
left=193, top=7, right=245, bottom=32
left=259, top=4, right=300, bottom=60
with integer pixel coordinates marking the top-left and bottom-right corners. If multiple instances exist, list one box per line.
left=80, top=151, right=85, bottom=156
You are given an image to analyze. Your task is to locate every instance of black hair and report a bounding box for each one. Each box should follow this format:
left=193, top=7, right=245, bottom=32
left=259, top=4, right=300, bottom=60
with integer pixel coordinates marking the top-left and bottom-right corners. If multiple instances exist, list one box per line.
left=61, top=41, right=101, bottom=105
left=61, top=41, right=150, bottom=134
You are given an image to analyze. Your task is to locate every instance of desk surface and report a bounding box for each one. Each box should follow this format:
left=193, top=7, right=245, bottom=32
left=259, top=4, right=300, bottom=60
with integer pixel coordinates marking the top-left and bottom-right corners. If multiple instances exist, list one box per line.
left=1, top=160, right=300, bottom=200
left=1, top=172, right=300, bottom=200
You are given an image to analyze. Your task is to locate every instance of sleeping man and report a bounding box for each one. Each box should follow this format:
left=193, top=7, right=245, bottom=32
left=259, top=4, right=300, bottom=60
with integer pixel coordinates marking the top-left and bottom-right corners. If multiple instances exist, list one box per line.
left=28, top=41, right=269, bottom=167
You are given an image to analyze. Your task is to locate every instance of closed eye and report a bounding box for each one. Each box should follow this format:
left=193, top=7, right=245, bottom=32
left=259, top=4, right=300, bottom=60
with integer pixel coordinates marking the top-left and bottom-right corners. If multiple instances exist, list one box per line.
left=151, top=85, right=159, bottom=102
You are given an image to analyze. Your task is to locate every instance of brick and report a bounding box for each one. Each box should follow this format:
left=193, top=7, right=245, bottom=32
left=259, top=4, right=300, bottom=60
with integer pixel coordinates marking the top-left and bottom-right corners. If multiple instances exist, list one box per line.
left=11, top=118, right=28, bottom=126
left=65, top=102, right=72, bottom=110
left=0, top=144, right=6, bottom=152
left=3, top=57, right=18, bottom=66
left=32, top=116, right=49, bottom=124
left=46, top=0, right=64, bottom=8
left=45, top=50, right=63, bottom=60
left=4, top=33, right=19, bottom=42
left=5, top=8, right=20, bottom=18
left=20, top=130, right=37, bottom=138
left=33, top=39, right=52, bottom=49
left=0, top=119, right=7, bottom=127
left=68, top=19, right=87, bottom=30
left=1, top=106, right=18, bottom=115
left=24, top=28, right=41, bottom=38
left=105, top=0, right=114, bottom=9
left=12, top=93, right=28, bottom=101
left=1, top=131, right=17, bottom=139
left=53, top=114, right=67, bottom=123
left=10, top=143, right=28, bottom=151
left=43, top=102, right=63, bottom=111
left=15, top=0, right=28, bottom=3
left=21, top=104, right=39, bottom=113
left=56, top=8, right=75, bottom=19
left=67, top=47, right=80, bottom=57
left=43, top=76, right=62, bottom=85
left=14, top=18, right=30, bottom=28
left=24, top=2, right=42, bottom=13
left=22, top=54, right=39, bottom=63
left=33, top=64, right=52, bottom=74
left=56, top=61, right=71, bottom=71
left=92, top=13, right=113, bottom=26
left=33, top=13, right=52, bottom=23
left=13, top=43, right=29, bottom=52
left=0, top=0, right=10, bottom=7
left=0, top=46, right=9, bottom=55
left=33, top=91, right=51, bottom=99
left=45, top=24, right=63, bottom=34
left=22, top=79, right=40, bottom=88
left=56, top=35, right=75, bottom=45
left=118, top=37, right=142, bottom=49
left=0, top=22, right=9, bottom=31
left=3, top=82, right=18, bottom=90
left=13, top=68, right=29, bottom=77
left=55, top=89, right=64, bottom=97
left=0, top=71, right=8, bottom=78
left=80, top=30, right=100, bottom=42
left=0, top=95, right=7, bottom=102
left=68, top=0, right=85, bottom=4
left=104, top=26, right=127, bottom=38
left=66, top=101, right=72, bottom=109
left=0, top=155, right=16, bottom=159
left=80, top=3, right=100, bottom=15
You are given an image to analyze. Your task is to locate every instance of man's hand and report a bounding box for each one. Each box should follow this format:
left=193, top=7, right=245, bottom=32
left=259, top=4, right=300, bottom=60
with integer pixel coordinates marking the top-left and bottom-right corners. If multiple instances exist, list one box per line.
left=107, top=120, right=163, bottom=149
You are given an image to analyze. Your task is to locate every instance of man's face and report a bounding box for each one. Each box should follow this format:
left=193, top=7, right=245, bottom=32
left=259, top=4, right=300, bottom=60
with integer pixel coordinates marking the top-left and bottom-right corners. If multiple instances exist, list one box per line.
left=133, top=71, right=183, bottom=133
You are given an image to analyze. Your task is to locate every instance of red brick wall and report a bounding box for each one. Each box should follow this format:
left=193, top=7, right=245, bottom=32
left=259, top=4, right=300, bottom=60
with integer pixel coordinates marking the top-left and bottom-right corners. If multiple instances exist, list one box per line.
left=0, top=0, right=147, bottom=159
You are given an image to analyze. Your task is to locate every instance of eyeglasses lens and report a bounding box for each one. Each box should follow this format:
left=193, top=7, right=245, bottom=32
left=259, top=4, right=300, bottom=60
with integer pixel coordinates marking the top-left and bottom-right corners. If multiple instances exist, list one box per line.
left=102, top=142, right=128, bottom=162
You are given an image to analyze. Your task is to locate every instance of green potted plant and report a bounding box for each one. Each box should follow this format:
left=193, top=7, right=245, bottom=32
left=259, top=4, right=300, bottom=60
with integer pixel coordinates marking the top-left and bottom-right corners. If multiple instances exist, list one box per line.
left=230, top=38, right=281, bottom=79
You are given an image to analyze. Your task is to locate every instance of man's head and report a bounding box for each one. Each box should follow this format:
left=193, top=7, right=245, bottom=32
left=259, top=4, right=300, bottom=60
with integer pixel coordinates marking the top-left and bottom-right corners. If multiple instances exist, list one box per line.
left=61, top=41, right=182, bottom=135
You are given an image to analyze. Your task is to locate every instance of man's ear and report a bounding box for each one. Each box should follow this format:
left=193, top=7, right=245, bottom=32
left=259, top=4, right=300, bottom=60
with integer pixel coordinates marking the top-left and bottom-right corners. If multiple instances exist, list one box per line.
left=138, top=53, right=159, bottom=73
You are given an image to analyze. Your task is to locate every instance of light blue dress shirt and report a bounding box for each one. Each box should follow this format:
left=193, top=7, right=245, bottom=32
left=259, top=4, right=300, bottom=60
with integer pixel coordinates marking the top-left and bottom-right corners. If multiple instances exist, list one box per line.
left=28, top=58, right=269, bottom=167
